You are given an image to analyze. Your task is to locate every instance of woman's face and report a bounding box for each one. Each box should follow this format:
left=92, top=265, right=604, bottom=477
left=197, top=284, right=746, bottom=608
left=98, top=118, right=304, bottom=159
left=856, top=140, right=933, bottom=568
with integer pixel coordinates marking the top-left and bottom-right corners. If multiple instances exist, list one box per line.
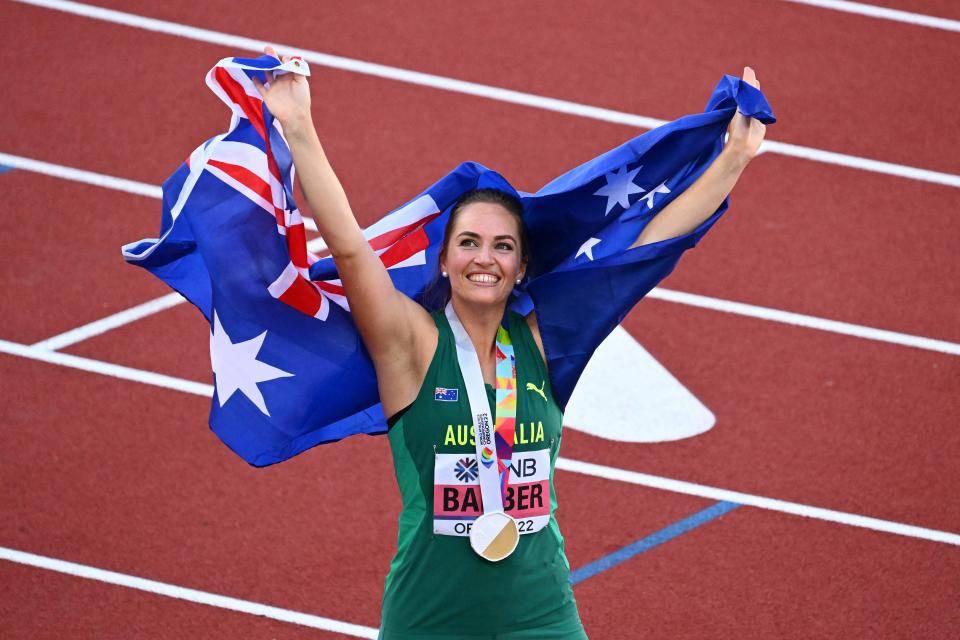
left=441, top=202, right=525, bottom=308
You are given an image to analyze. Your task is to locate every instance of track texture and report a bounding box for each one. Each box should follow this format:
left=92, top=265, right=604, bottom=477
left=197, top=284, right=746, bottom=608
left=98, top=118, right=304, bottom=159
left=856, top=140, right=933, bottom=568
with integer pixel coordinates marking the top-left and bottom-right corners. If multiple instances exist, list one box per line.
left=1, top=1, right=958, bottom=638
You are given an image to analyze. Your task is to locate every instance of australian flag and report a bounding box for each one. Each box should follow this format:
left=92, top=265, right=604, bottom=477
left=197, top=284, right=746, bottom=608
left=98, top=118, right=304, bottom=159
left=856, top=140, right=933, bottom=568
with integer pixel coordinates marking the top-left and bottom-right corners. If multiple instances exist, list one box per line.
left=123, top=55, right=774, bottom=466
left=435, top=388, right=459, bottom=402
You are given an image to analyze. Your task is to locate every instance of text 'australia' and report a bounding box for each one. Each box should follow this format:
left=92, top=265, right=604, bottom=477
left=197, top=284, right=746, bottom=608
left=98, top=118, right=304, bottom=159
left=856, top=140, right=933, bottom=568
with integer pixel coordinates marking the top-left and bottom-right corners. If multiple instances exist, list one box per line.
left=442, top=421, right=545, bottom=447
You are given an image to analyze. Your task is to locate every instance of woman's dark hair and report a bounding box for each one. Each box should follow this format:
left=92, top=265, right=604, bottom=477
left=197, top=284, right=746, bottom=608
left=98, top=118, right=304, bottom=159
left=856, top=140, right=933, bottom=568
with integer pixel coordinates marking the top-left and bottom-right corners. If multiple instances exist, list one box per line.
left=420, top=188, right=531, bottom=310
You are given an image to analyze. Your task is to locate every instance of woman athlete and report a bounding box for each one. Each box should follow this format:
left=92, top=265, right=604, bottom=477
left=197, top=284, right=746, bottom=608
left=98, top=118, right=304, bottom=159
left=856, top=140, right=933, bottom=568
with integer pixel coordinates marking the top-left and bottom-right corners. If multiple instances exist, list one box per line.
left=253, top=45, right=765, bottom=640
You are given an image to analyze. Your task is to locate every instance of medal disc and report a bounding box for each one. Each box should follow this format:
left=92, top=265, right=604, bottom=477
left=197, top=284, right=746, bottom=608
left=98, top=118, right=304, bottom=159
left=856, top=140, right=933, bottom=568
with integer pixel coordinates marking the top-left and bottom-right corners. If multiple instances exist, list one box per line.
left=469, top=511, right=519, bottom=562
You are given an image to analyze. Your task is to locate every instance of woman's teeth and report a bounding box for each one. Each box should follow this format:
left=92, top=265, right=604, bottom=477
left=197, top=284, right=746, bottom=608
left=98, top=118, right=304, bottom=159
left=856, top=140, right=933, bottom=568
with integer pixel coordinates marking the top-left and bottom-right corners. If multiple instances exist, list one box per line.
left=467, top=273, right=499, bottom=283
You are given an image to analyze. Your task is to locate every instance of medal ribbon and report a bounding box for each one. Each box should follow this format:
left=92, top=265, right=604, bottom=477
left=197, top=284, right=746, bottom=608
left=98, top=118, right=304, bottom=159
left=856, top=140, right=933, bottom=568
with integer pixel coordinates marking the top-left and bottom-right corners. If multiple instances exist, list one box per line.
left=493, top=325, right=517, bottom=499
left=445, top=303, right=518, bottom=516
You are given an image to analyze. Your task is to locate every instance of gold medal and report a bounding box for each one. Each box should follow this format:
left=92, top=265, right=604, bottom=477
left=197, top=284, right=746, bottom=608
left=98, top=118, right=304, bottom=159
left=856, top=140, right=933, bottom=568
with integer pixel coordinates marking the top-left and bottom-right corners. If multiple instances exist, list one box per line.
left=469, top=511, right=519, bottom=562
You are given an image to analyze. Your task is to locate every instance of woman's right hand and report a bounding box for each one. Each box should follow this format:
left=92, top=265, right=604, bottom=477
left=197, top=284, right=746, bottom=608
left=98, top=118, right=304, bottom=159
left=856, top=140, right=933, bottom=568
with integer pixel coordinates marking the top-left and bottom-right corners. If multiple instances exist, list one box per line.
left=724, top=66, right=766, bottom=165
left=251, top=45, right=312, bottom=130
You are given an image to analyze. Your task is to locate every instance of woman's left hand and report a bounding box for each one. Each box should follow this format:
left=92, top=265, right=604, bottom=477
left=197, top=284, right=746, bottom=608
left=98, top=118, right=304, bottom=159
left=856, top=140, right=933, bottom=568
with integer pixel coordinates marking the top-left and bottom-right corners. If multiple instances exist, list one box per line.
left=725, top=66, right=767, bottom=163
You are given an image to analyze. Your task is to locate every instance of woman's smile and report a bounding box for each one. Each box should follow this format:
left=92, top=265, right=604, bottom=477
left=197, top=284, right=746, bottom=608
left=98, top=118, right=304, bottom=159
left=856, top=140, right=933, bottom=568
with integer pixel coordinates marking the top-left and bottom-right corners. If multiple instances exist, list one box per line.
left=465, top=271, right=501, bottom=285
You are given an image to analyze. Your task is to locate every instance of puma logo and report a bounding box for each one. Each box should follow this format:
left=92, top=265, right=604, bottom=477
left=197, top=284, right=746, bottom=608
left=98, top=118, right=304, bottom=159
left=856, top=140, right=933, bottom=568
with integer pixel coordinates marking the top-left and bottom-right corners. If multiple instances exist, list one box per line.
left=526, top=380, right=547, bottom=402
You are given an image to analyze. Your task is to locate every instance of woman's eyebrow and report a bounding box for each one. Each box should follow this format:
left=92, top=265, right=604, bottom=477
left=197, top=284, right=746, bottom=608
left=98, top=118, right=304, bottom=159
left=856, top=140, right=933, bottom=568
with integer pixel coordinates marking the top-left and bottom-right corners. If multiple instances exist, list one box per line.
left=455, top=231, right=517, bottom=242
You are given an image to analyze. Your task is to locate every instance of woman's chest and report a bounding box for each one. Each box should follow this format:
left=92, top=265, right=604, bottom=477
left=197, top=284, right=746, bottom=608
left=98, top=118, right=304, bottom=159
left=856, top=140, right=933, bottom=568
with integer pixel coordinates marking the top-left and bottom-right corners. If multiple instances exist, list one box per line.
left=403, top=373, right=562, bottom=538
left=410, top=366, right=561, bottom=458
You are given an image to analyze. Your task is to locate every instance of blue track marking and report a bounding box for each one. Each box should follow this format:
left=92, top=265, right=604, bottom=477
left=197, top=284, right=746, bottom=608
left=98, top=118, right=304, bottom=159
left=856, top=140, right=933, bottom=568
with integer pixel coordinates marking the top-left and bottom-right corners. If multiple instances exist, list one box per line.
left=0, top=165, right=13, bottom=174
left=569, top=500, right=741, bottom=584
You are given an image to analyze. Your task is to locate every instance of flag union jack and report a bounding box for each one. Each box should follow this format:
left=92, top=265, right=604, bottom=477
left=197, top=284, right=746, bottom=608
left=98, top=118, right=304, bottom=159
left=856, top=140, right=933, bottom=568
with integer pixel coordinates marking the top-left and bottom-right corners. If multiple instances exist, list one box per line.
left=435, top=387, right=459, bottom=402
left=123, top=55, right=774, bottom=466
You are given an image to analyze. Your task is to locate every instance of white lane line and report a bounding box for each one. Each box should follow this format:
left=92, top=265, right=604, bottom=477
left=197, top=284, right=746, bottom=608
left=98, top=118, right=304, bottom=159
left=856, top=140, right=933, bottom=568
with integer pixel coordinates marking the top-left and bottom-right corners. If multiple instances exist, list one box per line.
left=761, top=139, right=959, bottom=186
left=6, top=151, right=960, bottom=357
left=32, top=293, right=187, bottom=351
left=0, top=152, right=162, bottom=198
left=0, top=338, right=213, bottom=396
left=646, top=288, right=960, bottom=356
left=0, top=546, right=379, bottom=638
left=0, top=152, right=321, bottom=232
left=779, top=0, right=960, bottom=32
left=11, top=0, right=960, bottom=188
left=1, top=338, right=958, bottom=546
left=557, top=458, right=960, bottom=546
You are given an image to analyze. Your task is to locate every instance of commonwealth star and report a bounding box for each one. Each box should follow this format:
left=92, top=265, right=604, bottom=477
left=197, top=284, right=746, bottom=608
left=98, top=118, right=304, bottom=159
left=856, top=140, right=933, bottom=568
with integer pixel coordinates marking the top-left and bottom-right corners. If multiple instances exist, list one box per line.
left=209, top=311, right=294, bottom=416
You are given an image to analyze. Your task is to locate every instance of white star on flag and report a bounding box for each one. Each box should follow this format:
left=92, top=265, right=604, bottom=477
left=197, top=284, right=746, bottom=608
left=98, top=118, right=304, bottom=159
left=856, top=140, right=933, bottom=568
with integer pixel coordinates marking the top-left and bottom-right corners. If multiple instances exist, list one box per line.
left=594, top=165, right=644, bottom=215
left=210, top=311, right=294, bottom=416
left=638, top=181, right=671, bottom=209
left=576, top=237, right=602, bottom=261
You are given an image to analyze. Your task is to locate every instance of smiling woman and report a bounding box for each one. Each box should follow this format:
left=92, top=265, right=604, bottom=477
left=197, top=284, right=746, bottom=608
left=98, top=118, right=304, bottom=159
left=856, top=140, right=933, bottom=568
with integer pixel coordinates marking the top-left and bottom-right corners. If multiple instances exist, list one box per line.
left=437, top=191, right=529, bottom=315
left=250, top=39, right=768, bottom=638
left=419, top=188, right=530, bottom=314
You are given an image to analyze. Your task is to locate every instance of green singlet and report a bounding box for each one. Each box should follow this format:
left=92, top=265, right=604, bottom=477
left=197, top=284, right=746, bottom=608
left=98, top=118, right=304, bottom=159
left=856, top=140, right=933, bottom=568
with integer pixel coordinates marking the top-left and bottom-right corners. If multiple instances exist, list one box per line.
left=379, top=310, right=587, bottom=640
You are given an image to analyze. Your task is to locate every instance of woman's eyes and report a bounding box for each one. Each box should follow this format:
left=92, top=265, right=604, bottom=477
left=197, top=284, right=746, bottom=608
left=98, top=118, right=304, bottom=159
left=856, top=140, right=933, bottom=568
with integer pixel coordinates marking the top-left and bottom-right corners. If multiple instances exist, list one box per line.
left=458, top=239, right=514, bottom=251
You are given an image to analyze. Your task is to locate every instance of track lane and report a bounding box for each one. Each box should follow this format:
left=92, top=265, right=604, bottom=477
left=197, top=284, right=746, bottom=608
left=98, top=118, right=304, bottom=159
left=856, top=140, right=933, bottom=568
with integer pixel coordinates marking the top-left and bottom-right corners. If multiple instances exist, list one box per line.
left=574, top=506, right=960, bottom=639
left=0, top=173, right=171, bottom=344
left=49, top=283, right=960, bottom=533
left=653, top=152, right=960, bottom=344
left=2, top=10, right=951, bottom=536
left=4, top=3, right=958, bottom=636
left=562, top=299, right=960, bottom=532
left=44, top=0, right=960, bottom=175
left=4, top=5, right=958, bottom=344
left=0, top=351, right=720, bottom=635
left=2, top=154, right=954, bottom=536
left=4, top=79, right=959, bottom=348
left=0, top=561, right=352, bottom=639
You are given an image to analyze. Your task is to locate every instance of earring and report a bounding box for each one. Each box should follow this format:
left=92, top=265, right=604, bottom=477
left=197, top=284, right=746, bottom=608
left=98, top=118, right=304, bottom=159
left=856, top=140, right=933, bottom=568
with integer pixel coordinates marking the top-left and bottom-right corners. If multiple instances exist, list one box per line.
left=441, top=271, right=448, bottom=278
left=515, top=278, right=522, bottom=285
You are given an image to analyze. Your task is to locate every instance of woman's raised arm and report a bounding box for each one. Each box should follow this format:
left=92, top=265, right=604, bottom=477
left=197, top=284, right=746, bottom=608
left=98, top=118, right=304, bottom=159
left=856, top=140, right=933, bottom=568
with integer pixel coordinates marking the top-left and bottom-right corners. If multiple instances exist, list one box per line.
left=631, top=66, right=766, bottom=248
left=252, top=47, right=435, bottom=414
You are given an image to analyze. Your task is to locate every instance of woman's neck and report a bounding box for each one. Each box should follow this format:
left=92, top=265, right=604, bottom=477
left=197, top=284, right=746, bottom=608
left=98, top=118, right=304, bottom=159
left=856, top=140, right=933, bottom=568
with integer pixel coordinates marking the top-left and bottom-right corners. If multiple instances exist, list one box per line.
left=450, top=297, right=506, bottom=362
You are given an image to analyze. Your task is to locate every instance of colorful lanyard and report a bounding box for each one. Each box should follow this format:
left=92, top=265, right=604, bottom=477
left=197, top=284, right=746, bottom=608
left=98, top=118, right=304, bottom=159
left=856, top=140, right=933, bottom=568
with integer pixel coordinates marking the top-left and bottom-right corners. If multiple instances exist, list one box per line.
left=492, top=323, right=518, bottom=498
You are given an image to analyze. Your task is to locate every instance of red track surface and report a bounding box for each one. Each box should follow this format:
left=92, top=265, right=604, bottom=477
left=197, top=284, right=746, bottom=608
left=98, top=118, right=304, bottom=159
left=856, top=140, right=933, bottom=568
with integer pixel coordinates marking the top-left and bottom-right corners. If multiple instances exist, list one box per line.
left=2, top=1, right=959, bottom=638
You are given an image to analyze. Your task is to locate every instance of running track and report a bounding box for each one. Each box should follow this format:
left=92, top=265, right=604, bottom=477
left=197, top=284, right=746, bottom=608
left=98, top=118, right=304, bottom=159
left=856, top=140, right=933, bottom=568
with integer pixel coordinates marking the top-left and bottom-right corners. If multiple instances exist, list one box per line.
left=1, top=1, right=958, bottom=638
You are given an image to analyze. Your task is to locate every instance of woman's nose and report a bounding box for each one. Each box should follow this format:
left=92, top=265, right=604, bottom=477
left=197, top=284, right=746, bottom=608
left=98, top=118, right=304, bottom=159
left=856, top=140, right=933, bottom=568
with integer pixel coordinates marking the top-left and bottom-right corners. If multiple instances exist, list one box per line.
left=474, top=245, right=494, bottom=264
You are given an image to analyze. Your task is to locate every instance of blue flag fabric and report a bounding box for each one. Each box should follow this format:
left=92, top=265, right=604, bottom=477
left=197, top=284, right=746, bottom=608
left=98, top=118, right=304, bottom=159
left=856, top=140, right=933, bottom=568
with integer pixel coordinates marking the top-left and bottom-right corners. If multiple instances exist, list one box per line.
left=123, top=55, right=774, bottom=466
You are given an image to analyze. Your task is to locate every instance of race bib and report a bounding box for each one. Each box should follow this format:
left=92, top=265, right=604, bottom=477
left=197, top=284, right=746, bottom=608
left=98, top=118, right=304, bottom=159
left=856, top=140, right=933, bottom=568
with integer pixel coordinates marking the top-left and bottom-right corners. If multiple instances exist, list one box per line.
left=433, top=448, right=551, bottom=537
